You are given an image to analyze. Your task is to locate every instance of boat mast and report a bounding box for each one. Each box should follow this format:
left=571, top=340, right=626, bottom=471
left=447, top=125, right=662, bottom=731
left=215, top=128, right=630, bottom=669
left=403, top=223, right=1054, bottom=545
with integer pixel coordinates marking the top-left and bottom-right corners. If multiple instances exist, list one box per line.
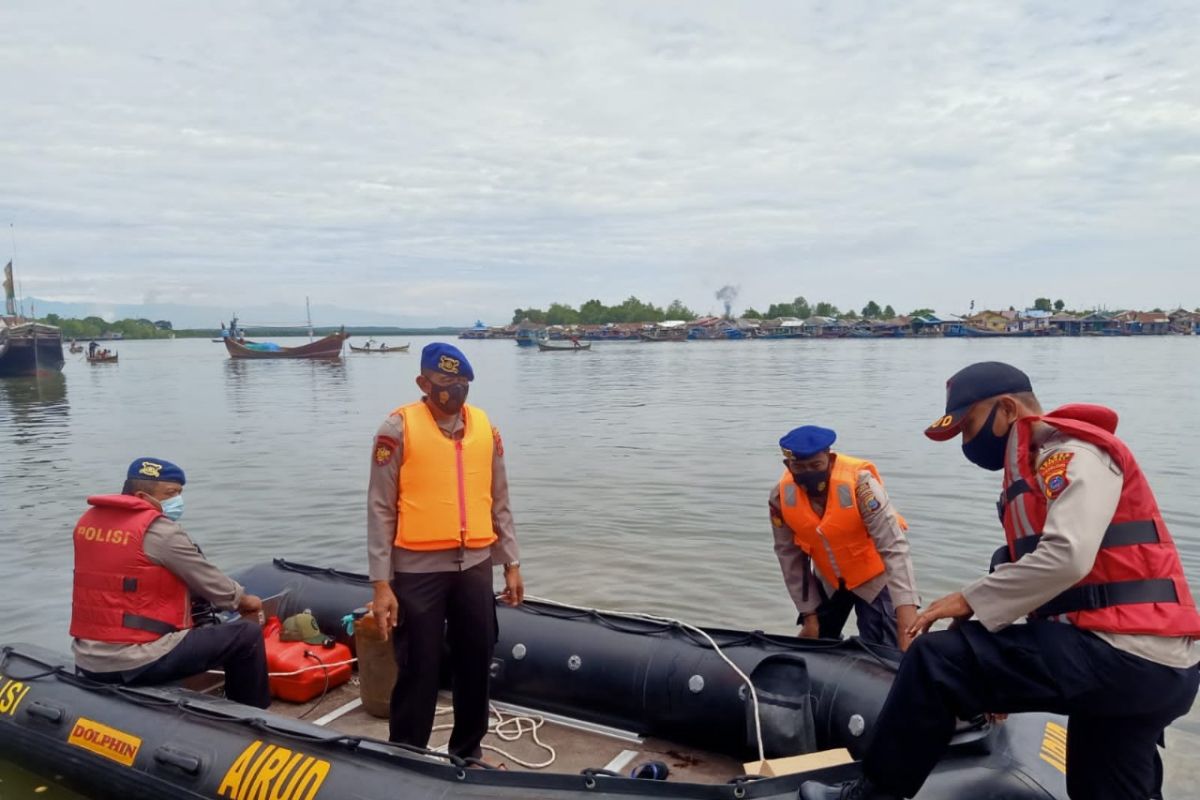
left=306, top=296, right=313, bottom=341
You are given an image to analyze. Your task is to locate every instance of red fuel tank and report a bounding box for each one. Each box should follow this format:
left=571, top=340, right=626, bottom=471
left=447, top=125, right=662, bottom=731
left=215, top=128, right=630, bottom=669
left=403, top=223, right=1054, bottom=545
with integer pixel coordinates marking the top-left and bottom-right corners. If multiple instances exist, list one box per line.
left=262, top=617, right=353, bottom=703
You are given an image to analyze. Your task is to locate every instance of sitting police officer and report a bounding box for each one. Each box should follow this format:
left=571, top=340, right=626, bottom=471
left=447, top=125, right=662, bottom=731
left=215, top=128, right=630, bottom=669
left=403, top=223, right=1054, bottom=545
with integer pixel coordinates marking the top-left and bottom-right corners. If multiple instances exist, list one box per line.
left=771, top=426, right=919, bottom=650
left=801, top=362, right=1200, bottom=800
left=71, top=458, right=270, bottom=708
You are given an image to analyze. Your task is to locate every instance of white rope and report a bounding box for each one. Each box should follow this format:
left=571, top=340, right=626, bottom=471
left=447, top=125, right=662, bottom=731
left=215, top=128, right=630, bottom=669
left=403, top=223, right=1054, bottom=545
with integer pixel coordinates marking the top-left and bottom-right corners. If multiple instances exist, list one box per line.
left=206, top=658, right=358, bottom=678
left=433, top=704, right=557, bottom=769
left=523, top=594, right=767, bottom=763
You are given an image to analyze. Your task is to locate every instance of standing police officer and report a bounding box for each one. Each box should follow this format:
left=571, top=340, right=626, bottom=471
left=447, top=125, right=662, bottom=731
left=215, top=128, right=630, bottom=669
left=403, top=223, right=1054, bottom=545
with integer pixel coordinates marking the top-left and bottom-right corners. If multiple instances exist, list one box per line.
left=801, top=362, right=1200, bottom=800
left=71, top=458, right=270, bottom=708
left=366, top=343, right=523, bottom=762
left=771, top=426, right=919, bottom=650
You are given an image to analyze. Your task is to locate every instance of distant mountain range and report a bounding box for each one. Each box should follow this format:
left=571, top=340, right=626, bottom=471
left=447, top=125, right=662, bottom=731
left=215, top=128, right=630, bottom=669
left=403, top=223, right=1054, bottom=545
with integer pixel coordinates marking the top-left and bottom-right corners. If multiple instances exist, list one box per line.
left=23, top=297, right=471, bottom=331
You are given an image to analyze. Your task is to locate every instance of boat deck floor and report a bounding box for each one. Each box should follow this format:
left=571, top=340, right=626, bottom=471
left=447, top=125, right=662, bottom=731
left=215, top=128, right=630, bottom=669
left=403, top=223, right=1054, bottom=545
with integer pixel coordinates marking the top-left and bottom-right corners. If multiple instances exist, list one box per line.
left=262, top=681, right=746, bottom=784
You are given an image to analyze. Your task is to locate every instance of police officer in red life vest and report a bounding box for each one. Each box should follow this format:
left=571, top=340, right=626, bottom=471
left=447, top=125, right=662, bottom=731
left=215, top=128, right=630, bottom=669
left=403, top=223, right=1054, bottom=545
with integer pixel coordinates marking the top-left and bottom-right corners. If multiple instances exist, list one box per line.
left=802, top=362, right=1200, bottom=800
left=366, top=343, right=522, bottom=762
left=71, top=458, right=271, bottom=708
left=771, top=426, right=920, bottom=650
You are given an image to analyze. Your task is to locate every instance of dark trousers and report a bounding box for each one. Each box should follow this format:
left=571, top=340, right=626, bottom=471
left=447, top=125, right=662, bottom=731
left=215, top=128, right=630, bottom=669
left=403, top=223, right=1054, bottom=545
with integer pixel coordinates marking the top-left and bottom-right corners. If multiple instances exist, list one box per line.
left=815, top=585, right=898, bottom=648
left=79, top=620, right=271, bottom=708
left=863, top=620, right=1198, bottom=799
left=389, top=562, right=497, bottom=759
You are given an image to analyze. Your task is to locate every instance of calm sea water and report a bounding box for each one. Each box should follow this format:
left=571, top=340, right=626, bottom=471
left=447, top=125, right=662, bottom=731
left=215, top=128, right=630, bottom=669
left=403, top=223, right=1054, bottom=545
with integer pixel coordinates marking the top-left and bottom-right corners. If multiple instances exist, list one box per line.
left=5, top=336, right=1197, bottom=633
left=1, top=335, right=1198, bottom=783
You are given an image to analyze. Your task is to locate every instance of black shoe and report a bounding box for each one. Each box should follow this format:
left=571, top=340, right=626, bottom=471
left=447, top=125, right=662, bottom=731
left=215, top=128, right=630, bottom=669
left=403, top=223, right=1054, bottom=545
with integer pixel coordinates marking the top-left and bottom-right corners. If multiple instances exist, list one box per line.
left=798, top=777, right=902, bottom=800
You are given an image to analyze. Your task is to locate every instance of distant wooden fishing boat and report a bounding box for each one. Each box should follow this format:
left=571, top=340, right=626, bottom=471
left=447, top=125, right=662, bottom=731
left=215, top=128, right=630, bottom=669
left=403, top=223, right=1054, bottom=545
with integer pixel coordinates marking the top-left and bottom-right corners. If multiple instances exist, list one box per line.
left=86, top=351, right=119, bottom=364
left=538, top=340, right=591, bottom=352
left=68, top=342, right=83, bottom=354
left=637, top=328, right=687, bottom=342
left=1, top=259, right=66, bottom=376
left=349, top=341, right=410, bottom=353
left=224, top=329, right=349, bottom=360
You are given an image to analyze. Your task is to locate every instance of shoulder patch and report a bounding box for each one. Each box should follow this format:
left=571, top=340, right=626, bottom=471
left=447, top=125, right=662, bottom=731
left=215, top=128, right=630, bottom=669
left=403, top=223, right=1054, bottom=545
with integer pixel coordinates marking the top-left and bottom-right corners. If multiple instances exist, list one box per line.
left=770, top=513, right=784, bottom=528
left=374, top=435, right=398, bottom=467
left=1037, top=451, right=1074, bottom=500
left=492, top=426, right=504, bottom=457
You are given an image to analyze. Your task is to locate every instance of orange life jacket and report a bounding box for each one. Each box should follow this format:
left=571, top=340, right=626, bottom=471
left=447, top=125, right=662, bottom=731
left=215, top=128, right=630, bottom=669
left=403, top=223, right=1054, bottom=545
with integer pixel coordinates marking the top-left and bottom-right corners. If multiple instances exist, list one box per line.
left=70, top=495, right=192, bottom=643
left=997, top=404, right=1200, bottom=636
left=394, top=401, right=497, bottom=552
left=777, top=454, right=887, bottom=590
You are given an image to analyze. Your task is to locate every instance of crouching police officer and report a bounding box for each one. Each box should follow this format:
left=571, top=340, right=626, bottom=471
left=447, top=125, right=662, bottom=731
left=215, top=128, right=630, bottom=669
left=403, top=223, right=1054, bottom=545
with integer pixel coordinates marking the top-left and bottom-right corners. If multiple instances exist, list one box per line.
left=366, top=343, right=523, bottom=762
left=801, top=362, right=1200, bottom=800
left=771, top=426, right=920, bottom=650
left=71, top=458, right=270, bottom=708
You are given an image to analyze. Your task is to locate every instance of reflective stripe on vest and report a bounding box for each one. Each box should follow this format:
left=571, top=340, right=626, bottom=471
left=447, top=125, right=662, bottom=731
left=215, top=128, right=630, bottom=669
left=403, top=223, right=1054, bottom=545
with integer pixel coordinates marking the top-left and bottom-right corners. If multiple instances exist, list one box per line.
left=777, top=454, right=886, bottom=591
left=70, top=495, right=192, bottom=644
left=998, top=404, right=1200, bottom=636
left=394, top=401, right=497, bottom=552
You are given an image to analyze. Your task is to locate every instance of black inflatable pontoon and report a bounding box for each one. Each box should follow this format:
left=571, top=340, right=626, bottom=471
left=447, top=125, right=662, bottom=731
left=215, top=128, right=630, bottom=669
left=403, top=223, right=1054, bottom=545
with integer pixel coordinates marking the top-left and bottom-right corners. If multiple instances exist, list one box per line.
left=0, top=559, right=1069, bottom=799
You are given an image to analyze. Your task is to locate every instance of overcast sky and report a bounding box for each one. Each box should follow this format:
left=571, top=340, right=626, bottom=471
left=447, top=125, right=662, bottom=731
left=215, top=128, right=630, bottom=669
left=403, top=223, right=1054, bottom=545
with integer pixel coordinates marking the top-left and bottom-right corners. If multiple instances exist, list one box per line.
left=2, top=1, right=1198, bottom=324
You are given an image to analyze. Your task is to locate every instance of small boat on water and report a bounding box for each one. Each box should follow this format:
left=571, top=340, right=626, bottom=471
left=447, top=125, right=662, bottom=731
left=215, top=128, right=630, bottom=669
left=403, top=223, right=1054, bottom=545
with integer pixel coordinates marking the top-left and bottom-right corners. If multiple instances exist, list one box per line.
left=68, top=341, right=83, bottom=354
left=1, top=263, right=66, bottom=376
left=0, top=558, right=1069, bottom=800
left=224, top=329, right=349, bottom=360
left=350, top=340, right=410, bottom=353
left=538, top=340, right=591, bottom=352
left=86, top=351, right=119, bottom=364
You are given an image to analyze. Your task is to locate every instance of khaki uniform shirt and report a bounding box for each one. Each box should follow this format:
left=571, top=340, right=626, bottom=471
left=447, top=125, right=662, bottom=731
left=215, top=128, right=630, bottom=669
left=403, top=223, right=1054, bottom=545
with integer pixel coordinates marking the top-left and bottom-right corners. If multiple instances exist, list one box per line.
left=962, top=425, right=1198, bottom=669
left=771, top=468, right=920, bottom=617
left=366, top=400, right=518, bottom=582
left=72, top=517, right=245, bottom=673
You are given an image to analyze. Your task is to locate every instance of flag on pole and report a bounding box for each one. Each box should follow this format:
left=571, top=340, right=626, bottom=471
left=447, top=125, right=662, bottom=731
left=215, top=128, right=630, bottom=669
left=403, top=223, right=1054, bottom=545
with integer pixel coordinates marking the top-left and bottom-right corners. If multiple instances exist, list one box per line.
left=3, top=261, right=15, bottom=317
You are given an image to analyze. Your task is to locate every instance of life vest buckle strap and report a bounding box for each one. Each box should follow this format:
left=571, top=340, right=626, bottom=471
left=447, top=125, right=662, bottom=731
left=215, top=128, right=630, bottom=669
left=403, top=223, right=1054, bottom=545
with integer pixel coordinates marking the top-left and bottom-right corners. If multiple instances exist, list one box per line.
left=1004, top=478, right=1032, bottom=504
left=1101, top=519, right=1160, bottom=547
left=1033, top=578, right=1179, bottom=618
left=1010, top=518, right=1160, bottom=564
left=121, top=612, right=180, bottom=636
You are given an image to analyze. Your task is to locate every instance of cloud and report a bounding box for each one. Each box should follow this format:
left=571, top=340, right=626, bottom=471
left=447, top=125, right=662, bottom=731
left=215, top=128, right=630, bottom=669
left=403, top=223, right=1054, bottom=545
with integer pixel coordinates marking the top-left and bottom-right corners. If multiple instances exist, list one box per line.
left=1, top=0, right=1198, bottom=323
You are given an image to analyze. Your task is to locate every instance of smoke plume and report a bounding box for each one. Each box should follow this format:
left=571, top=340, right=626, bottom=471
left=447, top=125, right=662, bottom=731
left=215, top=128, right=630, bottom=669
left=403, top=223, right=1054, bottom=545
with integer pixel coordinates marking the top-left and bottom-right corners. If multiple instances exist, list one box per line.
left=715, top=284, right=739, bottom=318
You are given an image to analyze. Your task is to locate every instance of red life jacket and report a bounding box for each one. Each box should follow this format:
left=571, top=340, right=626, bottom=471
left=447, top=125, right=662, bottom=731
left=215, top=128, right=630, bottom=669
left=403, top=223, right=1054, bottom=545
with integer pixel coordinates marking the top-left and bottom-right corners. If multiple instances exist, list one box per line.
left=996, top=403, right=1200, bottom=636
left=70, top=495, right=192, bottom=644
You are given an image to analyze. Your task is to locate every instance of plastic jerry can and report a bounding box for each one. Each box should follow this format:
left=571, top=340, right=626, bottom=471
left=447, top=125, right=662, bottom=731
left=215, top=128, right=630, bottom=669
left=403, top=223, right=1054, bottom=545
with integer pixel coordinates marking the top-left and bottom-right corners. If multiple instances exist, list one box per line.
left=263, top=616, right=353, bottom=703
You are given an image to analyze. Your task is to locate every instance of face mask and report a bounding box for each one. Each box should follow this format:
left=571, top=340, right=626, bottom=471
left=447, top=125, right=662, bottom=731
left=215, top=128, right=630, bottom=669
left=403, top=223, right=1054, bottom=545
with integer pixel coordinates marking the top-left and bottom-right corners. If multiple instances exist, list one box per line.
left=790, top=470, right=829, bottom=494
left=961, top=403, right=1010, bottom=472
left=159, top=495, right=185, bottom=521
left=428, top=382, right=468, bottom=415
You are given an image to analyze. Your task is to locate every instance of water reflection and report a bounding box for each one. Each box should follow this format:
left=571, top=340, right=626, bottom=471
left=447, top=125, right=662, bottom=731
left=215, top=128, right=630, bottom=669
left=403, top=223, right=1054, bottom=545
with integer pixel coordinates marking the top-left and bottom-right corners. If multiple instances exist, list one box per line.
left=0, top=371, right=68, bottom=408
left=0, top=374, right=69, bottom=451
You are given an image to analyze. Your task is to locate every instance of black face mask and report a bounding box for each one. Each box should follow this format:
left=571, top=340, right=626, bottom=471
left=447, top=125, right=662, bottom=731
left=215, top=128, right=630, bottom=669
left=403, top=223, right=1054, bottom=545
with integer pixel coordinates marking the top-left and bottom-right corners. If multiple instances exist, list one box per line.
left=961, top=403, right=1010, bottom=471
left=790, top=470, right=829, bottom=495
left=428, top=383, right=468, bottom=415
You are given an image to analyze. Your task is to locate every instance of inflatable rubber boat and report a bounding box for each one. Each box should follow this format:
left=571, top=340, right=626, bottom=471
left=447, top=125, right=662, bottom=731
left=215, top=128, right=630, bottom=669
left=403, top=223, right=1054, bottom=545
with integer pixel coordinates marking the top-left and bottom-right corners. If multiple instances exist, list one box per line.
left=0, top=559, right=1069, bottom=799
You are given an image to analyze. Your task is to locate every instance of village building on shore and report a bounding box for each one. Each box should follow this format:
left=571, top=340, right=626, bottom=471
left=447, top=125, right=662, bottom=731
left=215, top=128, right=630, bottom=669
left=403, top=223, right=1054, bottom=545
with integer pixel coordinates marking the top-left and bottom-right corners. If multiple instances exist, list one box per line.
left=461, top=307, right=1200, bottom=341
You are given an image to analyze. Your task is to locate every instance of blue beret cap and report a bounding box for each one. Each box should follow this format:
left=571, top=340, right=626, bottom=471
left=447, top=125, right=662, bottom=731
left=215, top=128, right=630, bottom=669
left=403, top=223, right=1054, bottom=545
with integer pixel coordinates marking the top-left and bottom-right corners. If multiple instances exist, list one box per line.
left=420, top=342, right=474, bottom=381
left=779, top=426, right=836, bottom=459
left=127, top=458, right=186, bottom=485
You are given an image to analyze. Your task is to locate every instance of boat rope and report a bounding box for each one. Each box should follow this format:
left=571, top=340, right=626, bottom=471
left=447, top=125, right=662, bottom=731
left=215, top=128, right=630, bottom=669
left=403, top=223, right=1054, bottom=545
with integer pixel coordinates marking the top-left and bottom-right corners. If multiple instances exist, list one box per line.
left=523, top=595, right=767, bottom=764
left=205, top=658, right=358, bottom=678
left=433, top=704, right=557, bottom=770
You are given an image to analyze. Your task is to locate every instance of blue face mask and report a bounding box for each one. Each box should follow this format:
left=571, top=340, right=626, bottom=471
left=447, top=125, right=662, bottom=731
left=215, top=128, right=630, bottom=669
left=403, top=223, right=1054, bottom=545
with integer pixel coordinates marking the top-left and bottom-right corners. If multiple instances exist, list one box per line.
left=159, top=495, right=185, bottom=521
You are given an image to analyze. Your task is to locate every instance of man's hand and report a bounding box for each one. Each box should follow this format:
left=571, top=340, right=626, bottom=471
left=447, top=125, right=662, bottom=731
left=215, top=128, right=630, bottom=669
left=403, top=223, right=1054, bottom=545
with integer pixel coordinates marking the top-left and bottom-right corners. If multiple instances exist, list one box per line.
left=908, top=592, right=973, bottom=638
left=895, top=604, right=918, bottom=652
left=237, top=594, right=264, bottom=624
left=799, top=613, right=820, bottom=639
left=372, top=581, right=400, bottom=641
left=500, top=566, right=524, bottom=606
